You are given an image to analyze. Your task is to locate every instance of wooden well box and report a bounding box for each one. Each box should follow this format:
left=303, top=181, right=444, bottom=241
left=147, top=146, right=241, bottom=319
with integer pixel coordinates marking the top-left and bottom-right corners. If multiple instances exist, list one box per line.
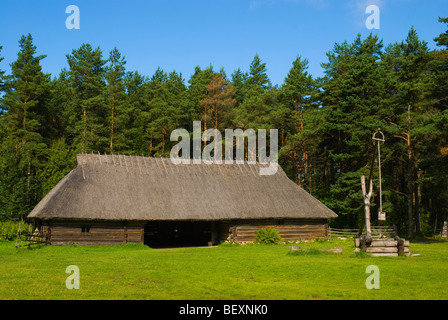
left=354, top=236, right=410, bottom=257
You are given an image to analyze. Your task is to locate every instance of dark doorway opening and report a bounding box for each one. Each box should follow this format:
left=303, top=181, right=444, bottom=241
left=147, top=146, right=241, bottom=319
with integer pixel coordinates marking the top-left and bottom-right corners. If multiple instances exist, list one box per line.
left=144, top=221, right=214, bottom=248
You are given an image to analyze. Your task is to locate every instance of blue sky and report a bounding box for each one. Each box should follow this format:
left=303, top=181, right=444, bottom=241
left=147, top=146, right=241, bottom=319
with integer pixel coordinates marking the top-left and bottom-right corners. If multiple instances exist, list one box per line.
left=0, top=0, right=446, bottom=86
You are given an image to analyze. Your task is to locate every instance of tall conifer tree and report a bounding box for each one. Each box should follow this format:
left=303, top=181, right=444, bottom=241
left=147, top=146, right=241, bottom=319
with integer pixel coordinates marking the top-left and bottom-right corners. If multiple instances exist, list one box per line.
left=66, top=44, right=107, bottom=153
left=0, top=34, right=49, bottom=219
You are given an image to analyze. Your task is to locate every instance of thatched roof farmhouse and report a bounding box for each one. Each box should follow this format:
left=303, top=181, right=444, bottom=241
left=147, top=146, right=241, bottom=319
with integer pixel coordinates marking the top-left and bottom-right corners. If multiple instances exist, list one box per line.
left=28, top=154, right=337, bottom=246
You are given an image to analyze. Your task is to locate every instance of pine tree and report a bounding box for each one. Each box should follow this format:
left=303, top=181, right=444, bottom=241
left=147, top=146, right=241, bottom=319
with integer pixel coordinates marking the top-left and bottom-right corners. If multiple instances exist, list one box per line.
left=166, top=70, right=187, bottom=130
left=0, top=45, right=5, bottom=93
left=0, top=34, right=49, bottom=220
left=280, top=56, right=318, bottom=188
left=246, top=54, right=271, bottom=90
left=66, top=44, right=107, bottom=153
left=384, top=27, right=433, bottom=236
left=200, top=74, right=236, bottom=132
left=123, top=71, right=149, bottom=155
left=432, top=17, right=448, bottom=110
left=145, top=67, right=184, bottom=155
left=413, top=18, right=448, bottom=234
left=233, top=55, right=272, bottom=130
left=319, top=34, right=391, bottom=228
left=38, top=138, right=75, bottom=197
left=185, top=65, right=217, bottom=131
left=105, top=47, right=127, bottom=153
left=230, top=68, right=247, bottom=106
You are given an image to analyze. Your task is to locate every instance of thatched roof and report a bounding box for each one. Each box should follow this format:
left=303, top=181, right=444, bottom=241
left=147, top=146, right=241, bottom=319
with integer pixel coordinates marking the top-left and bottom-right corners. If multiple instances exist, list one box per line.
left=28, top=154, right=338, bottom=221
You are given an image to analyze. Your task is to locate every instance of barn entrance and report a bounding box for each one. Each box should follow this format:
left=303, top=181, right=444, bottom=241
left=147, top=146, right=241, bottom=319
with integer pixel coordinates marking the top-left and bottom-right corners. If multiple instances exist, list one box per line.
left=144, top=221, right=215, bottom=248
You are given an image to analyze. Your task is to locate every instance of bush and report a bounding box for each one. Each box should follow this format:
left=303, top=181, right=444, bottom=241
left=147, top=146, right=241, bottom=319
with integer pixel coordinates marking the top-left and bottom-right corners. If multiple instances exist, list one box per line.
left=0, top=221, right=32, bottom=241
left=255, top=228, right=282, bottom=244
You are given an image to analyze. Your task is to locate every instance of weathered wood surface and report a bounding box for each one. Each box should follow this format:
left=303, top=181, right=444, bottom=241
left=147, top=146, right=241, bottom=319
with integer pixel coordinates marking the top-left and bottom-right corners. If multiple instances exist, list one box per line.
left=320, top=247, right=343, bottom=253
left=232, top=223, right=327, bottom=242
left=369, top=240, right=398, bottom=247
left=361, top=175, right=373, bottom=237
left=47, top=222, right=144, bottom=245
left=366, top=247, right=398, bottom=253
left=370, top=253, right=399, bottom=257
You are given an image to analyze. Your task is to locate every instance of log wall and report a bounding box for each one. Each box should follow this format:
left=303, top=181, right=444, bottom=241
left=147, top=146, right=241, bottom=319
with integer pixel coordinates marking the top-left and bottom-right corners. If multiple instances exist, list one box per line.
left=226, top=219, right=328, bottom=243
left=46, top=221, right=144, bottom=246
left=42, top=219, right=329, bottom=246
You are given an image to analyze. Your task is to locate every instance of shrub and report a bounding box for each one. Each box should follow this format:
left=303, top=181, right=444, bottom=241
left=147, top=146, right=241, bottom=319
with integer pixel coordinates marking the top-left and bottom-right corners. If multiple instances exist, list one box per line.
left=0, top=221, right=33, bottom=241
left=255, top=228, right=282, bottom=244
left=0, top=221, right=19, bottom=241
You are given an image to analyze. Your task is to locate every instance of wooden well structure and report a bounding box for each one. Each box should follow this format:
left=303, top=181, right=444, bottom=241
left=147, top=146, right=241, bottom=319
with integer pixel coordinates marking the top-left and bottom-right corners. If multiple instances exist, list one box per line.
left=354, top=235, right=411, bottom=257
left=354, top=130, right=411, bottom=257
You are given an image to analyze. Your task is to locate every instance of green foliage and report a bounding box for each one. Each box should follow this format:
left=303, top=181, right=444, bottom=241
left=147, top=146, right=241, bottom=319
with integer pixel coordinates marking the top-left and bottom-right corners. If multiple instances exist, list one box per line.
left=38, top=138, right=76, bottom=197
left=66, top=43, right=108, bottom=153
left=352, top=250, right=369, bottom=258
left=0, top=34, right=49, bottom=220
left=0, top=221, right=31, bottom=241
left=255, top=228, right=282, bottom=244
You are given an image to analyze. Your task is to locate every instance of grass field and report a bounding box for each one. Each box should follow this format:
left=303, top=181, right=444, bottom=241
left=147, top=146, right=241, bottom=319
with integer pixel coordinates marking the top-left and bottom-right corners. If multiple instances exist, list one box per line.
left=0, top=239, right=447, bottom=300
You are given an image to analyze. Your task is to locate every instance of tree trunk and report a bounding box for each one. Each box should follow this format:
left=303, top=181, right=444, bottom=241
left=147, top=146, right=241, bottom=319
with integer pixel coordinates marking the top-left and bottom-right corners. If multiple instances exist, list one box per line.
left=110, top=99, right=115, bottom=153
left=414, top=177, right=420, bottom=234
left=407, top=105, right=414, bottom=238
left=442, top=220, right=448, bottom=238
left=82, top=108, right=87, bottom=153
left=361, top=175, right=373, bottom=237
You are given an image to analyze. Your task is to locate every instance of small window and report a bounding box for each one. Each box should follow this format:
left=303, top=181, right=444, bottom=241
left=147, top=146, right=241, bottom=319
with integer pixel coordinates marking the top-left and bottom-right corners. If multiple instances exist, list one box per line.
left=81, top=226, right=90, bottom=233
left=278, top=220, right=285, bottom=225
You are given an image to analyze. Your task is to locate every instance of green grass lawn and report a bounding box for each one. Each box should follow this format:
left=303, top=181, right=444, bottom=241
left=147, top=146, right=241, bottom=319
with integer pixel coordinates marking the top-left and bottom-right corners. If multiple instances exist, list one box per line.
left=0, top=239, right=447, bottom=300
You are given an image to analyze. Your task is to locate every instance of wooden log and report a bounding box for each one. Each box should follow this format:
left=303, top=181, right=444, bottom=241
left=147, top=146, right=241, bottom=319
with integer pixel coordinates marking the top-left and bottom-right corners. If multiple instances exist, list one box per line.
left=320, top=247, right=343, bottom=253
left=369, top=240, right=398, bottom=247
left=366, top=247, right=398, bottom=253
left=370, top=253, right=399, bottom=257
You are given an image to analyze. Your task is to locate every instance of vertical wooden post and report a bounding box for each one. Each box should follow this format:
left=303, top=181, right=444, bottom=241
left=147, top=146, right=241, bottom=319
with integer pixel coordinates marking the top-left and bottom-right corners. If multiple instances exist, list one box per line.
left=211, top=221, right=218, bottom=245
left=442, top=220, right=448, bottom=238
left=373, top=129, right=385, bottom=222
left=361, top=175, right=373, bottom=237
left=47, top=222, right=52, bottom=245
left=141, top=223, right=145, bottom=244
left=123, top=221, right=128, bottom=244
